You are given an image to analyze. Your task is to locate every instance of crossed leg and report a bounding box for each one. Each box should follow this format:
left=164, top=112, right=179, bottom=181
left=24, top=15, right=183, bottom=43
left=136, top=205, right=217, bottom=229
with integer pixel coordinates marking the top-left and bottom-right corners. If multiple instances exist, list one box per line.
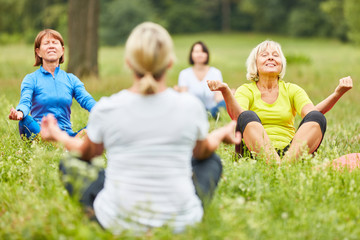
left=283, top=111, right=327, bottom=162
left=237, top=110, right=326, bottom=163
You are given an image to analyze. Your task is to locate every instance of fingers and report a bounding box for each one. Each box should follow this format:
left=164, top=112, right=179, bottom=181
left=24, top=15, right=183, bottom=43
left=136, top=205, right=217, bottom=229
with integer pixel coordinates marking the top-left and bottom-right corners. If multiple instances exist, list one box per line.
left=207, top=80, right=216, bottom=91
left=42, top=114, right=57, bottom=127
left=335, top=76, right=353, bottom=95
left=40, top=114, right=56, bottom=130
left=230, top=120, right=242, bottom=145
left=234, top=131, right=242, bottom=145
left=339, top=76, right=353, bottom=88
left=41, top=115, right=48, bottom=127
left=223, top=120, right=242, bottom=144
left=9, top=107, right=24, bottom=120
left=8, top=108, right=15, bottom=119
left=207, top=80, right=221, bottom=91
left=16, top=111, right=23, bottom=120
left=40, top=114, right=58, bottom=141
left=225, top=120, right=237, bottom=132
left=9, top=107, right=19, bottom=120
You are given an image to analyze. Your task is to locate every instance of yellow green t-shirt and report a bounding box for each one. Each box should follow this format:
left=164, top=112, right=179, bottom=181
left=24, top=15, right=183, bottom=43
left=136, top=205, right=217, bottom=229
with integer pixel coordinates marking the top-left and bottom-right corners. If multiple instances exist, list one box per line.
left=234, top=80, right=312, bottom=149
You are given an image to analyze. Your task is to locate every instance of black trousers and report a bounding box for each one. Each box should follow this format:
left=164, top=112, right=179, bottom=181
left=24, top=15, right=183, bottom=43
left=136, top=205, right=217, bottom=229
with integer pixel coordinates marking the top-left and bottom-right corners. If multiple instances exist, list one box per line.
left=235, top=110, right=327, bottom=156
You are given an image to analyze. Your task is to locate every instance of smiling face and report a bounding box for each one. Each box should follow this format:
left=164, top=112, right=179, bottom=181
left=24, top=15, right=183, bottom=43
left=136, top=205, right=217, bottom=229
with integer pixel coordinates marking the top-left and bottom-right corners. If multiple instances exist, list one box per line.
left=191, top=44, right=208, bottom=65
left=256, top=45, right=282, bottom=78
left=35, top=34, right=64, bottom=65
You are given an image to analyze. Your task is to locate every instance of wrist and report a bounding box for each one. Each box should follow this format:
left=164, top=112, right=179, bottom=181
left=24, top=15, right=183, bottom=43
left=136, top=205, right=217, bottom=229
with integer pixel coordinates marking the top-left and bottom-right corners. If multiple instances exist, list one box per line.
left=220, top=83, right=230, bottom=93
left=17, top=109, right=24, bottom=118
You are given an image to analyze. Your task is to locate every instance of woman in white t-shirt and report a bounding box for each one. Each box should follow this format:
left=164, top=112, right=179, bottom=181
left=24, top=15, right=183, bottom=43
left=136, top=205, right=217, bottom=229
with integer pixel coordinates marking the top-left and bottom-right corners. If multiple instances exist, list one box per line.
left=40, top=22, right=241, bottom=235
left=177, top=41, right=226, bottom=118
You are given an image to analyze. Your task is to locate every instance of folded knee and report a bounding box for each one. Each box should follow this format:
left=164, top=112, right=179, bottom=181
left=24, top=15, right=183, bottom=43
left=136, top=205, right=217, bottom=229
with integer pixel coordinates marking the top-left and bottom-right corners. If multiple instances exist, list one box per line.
left=303, top=111, right=327, bottom=136
left=236, top=110, right=262, bottom=134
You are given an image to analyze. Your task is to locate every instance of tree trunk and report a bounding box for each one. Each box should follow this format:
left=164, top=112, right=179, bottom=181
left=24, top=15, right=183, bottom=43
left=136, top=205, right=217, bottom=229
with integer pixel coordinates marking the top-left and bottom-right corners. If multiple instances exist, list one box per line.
left=68, top=0, right=99, bottom=78
left=221, top=0, right=231, bottom=32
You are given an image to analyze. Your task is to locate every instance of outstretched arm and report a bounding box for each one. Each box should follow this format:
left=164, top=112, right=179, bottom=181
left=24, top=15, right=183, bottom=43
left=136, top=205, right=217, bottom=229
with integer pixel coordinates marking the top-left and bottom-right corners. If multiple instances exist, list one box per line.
left=193, top=120, right=242, bottom=160
left=40, top=114, right=104, bottom=161
left=315, top=76, right=353, bottom=114
left=207, top=80, right=244, bottom=120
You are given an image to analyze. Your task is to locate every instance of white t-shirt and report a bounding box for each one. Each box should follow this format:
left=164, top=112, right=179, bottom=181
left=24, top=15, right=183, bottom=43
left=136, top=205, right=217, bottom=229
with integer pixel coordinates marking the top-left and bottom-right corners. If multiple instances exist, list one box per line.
left=87, top=88, right=209, bottom=234
left=178, top=67, right=223, bottom=109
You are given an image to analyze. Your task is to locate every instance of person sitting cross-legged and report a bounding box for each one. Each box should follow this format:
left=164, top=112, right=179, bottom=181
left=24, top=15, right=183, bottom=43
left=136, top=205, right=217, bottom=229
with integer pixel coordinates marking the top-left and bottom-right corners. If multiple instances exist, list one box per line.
left=40, top=22, right=241, bottom=235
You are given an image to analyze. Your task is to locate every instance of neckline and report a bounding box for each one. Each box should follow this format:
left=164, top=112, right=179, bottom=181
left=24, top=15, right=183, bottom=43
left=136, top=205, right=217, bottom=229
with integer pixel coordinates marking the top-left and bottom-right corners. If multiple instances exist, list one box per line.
left=254, top=80, right=281, bottom=105
left=40, top=65, right=60, bottom=76
left=191, top=66, right=211, bottom=82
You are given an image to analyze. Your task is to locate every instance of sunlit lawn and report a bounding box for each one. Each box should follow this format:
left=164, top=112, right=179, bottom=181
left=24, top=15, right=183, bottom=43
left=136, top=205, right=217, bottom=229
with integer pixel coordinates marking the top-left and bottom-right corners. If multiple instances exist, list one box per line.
left=1, top=32, right=360, bottom=239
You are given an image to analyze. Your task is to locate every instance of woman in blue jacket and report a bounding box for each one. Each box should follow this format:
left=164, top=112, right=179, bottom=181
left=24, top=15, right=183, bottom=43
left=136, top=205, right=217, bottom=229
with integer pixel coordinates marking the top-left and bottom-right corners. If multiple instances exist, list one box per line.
left=8, top=29, right=96, bottom=140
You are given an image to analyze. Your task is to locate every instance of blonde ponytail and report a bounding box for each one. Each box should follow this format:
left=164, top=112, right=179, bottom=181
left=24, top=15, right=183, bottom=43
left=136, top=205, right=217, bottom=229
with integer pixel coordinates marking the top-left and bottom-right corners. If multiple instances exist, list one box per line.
left=139, top=72, right=158, bottom=95
left=125, top=22, right=175, bottom=95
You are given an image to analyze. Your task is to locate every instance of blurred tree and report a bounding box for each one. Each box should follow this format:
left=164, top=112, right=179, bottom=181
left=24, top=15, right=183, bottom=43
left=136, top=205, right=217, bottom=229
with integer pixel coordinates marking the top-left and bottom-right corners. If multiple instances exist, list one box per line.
left=0, top=0, right=24, bottom=33
left=232, top=0, right=253, bottom=31
left=163, top=0, right=221, bottom=33
left=67, top=0, right=99, bottom=78
left=344, top=0, right=360, bottom=44
left=100, top=0, right=155, bottom=45
left=237, top=0, right=335, bottom=38
left=99, top=0, right=223, bottom=45
left=0, top=0, right=67, bottom=44
left=287, top=0, right=330, bottom=37
left=320, top=0, right=348, bottom=41
left=0, top=0, right=357, bottom=47
left=222, top=0, right=231, bottom=32
left=288, top=0, right=332, bottom=37
left=41, top=3, right=68, bottom=39
left=239, top=0, right=296, bottom=34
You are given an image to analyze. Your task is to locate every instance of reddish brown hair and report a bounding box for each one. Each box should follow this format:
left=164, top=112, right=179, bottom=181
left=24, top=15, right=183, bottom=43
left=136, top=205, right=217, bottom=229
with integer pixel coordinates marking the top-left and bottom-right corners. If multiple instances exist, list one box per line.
left=34, top=29, right=65, bottom=66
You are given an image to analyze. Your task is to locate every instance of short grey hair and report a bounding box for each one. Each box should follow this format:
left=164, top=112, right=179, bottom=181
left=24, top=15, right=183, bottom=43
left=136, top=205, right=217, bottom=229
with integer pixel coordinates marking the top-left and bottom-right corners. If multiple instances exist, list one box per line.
left=245, top=40, right=287, bottom=81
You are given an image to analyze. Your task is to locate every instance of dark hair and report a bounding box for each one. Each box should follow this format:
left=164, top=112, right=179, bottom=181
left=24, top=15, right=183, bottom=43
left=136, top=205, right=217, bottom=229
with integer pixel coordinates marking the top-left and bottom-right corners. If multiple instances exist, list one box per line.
left=34, top=29, right=65, bottom=66
left=189, top=41, right=209, bottom=65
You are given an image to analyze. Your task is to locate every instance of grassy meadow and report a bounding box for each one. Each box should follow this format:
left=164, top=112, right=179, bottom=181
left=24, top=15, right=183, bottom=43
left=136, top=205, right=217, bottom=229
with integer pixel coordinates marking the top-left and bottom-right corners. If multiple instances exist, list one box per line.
left=1, top=32, right=360, bottom=239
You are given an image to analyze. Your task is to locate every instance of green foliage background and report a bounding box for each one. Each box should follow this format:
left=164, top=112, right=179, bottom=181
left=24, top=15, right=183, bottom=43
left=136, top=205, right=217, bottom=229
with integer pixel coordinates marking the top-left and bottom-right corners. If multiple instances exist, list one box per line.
left=0, top=0, right=359, bottom=45
left=344, top=0, right=360, bottom=44
left=1, top=32, right=360, bottom=239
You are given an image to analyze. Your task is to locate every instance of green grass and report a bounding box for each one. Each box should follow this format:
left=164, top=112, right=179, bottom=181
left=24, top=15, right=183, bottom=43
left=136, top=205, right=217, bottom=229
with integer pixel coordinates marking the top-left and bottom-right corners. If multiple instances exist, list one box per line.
left=1, top=32, right=360, bottom=239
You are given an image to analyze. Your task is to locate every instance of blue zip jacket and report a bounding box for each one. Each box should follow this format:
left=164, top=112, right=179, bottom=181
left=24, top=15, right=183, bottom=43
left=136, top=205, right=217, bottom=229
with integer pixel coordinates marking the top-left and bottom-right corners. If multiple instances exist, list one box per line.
left=16, top=66, right=96, bottom=133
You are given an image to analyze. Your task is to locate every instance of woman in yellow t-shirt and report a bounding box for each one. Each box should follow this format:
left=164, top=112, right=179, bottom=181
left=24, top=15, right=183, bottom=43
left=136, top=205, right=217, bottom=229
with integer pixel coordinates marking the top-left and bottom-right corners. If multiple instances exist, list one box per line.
left=208, top=40, right=352, bottom=163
